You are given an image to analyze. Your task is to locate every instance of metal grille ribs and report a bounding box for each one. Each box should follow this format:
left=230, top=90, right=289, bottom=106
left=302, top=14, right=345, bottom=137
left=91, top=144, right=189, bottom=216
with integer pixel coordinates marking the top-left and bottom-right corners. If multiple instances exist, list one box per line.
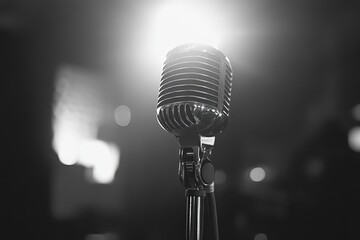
left=157, top=45, right=232, bottom=131
left=157, top=103, right=197, bottom=130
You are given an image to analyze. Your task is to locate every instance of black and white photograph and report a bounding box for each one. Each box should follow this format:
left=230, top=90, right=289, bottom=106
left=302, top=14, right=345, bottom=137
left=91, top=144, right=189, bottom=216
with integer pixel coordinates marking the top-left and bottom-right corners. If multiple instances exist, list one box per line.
left=2, top=0, right=360, bottom=239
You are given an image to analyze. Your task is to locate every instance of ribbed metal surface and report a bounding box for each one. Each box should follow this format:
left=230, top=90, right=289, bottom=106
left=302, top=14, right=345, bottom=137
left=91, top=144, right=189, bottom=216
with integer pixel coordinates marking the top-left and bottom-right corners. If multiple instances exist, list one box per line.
left=157, top=50, right=221, bottom=109
left=156, top=44, right=233, bottom=134
left=223, top=62, right=232, bottom=116
left=157, top=103, right=197, bottom=130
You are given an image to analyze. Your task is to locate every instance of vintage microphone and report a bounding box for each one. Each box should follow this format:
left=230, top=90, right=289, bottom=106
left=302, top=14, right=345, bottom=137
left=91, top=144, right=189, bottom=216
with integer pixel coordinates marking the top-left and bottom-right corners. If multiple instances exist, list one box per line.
left=156, top=43, right=232, bottom=141
left=156, top=43, right=233, bottom=240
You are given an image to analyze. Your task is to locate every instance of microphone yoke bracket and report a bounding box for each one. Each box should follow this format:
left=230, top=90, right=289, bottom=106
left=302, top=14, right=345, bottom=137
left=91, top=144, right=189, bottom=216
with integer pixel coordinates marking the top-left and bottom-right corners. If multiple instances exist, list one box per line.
left=178, top=145, right=215, bottom=194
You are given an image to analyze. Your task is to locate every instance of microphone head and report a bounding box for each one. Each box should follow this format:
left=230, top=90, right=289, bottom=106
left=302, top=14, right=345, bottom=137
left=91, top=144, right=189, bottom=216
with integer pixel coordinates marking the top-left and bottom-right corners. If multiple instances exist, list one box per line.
left=156, top=43, right=233, bottom=137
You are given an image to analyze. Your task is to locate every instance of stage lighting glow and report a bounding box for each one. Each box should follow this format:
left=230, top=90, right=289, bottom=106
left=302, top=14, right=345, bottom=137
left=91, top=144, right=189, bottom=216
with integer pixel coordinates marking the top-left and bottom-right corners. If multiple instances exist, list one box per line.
left=52, top=66, right=102, bottom=165
left=348, top=127, right=360, bottom=152
left=52, top=66, right=119, bottom=184
left=254, top=233, right=268, bottom=240
left=250, top=167, right=266, bottom=182
left=149, top=0, right=227, bottom=57
left=54, top=123, right=83, bottom=166
left=114, top=105, right=131, bottom=126
left=79, top=140, right=120, bottom=184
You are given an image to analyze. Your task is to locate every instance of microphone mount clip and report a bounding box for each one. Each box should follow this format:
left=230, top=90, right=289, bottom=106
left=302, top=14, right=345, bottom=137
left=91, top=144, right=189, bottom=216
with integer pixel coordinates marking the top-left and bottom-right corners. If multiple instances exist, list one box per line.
left=178, top=136, right=215, bottom=193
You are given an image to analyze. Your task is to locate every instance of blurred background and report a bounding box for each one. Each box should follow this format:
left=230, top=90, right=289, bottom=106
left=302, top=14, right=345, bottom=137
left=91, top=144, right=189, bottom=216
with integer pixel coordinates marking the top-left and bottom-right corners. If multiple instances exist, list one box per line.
left=2, top=0, right=360, bottom=239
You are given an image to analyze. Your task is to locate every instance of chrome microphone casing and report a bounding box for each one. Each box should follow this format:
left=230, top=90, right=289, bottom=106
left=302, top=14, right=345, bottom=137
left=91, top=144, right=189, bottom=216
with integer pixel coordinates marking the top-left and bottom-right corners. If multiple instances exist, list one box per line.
left=156, top=43, right=233, bottom=138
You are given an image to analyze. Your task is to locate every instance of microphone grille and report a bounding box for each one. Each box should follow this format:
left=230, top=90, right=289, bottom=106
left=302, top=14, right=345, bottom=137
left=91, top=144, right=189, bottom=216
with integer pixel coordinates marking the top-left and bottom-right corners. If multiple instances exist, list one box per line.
left=157, top=44, right=232, bottom=117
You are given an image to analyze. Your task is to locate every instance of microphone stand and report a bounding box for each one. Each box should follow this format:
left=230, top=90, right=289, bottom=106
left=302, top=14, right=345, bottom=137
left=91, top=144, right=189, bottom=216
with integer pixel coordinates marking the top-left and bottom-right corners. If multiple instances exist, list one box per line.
left=178, top=136, right=219, bottom=240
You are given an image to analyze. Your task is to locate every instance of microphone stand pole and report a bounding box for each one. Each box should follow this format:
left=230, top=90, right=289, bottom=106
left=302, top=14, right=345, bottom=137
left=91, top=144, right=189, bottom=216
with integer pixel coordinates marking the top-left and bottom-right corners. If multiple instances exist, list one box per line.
left=178, top=136, right=217, bottom=240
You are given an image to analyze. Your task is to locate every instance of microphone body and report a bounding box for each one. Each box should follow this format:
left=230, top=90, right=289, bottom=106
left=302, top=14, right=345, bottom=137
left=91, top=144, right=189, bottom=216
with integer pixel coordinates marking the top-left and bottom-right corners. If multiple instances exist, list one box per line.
left=156, top=44, right=233, bottom=139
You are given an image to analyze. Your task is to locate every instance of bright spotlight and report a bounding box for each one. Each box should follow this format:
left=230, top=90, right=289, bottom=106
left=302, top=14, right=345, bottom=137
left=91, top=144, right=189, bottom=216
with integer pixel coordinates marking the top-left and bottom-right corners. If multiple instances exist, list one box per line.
left=149, top=1, right=227, bottom=57
left=249, top=167, right=266, bottom=182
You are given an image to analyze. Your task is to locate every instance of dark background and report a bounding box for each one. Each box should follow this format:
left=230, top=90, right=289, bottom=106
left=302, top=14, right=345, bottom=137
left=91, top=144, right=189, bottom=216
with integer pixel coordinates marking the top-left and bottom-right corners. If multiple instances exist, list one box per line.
left=2, top=0, right=360, bottom=239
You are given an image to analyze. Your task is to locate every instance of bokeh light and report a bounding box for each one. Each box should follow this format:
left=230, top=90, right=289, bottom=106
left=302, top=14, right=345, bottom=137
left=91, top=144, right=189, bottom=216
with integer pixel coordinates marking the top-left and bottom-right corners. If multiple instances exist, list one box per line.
left=249, top=167, right=266, bottom=182
left=348, top=127, right=360, bottom=152
left=254, top=233, right=268, bottom=240
left=52, top=66, right=120, bottom=184
left=52, top=66, right=102, bottom=166
left=114, top=105, right=131, bottom=127
left=78, top=139, right=120, bottom=184
left=54, top=124, right=83, bottom=166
